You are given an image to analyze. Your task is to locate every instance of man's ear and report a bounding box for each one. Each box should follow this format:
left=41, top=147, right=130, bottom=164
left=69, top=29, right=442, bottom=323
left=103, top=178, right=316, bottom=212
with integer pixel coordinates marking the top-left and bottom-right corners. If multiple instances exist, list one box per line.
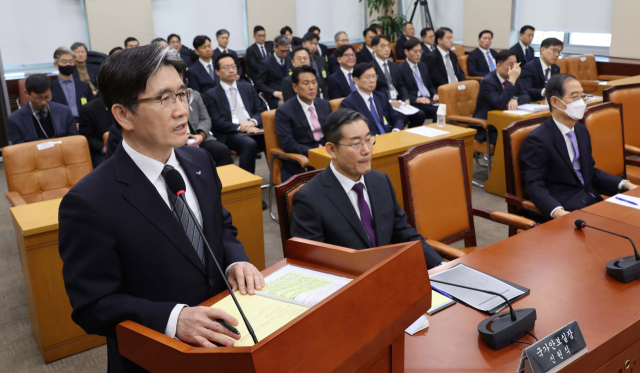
left=325, top=142, right=338, bottom=160
left=111, top=104, right=134, bottom=131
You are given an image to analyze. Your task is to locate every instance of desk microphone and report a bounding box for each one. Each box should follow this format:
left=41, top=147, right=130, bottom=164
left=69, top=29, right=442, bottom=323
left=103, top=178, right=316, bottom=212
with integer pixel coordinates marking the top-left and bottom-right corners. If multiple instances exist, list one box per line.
left=575, top=219, right=640, bottom=283
left=164, top=167, right=259, bottom=344
left=430, top=279, right=536, bottom=350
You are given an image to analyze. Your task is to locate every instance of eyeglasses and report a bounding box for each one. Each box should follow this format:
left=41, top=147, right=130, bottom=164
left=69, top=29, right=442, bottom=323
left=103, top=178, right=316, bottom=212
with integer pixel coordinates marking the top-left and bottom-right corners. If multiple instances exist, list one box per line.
left=548, top=48, right=563, bottom=56
left=219, top=64, right=238, bottom=71
left=30, top=95, right=52, bottom=103
left=342, top=53, right=356, bottom=58
left=564, top=94, right=588, bottom=103
left=136, top=88, right=193, bottom=108
left=361, top=74, right=378, bottom=80
left=294, top=56, right=309, bottom=62
left=337, top=136, right=376, bottom=150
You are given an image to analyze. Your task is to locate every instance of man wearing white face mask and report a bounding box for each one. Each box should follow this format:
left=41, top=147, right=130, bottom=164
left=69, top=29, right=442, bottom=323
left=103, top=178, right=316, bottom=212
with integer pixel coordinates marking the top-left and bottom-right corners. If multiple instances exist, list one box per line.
left=520, top=74, right=637, bottom=221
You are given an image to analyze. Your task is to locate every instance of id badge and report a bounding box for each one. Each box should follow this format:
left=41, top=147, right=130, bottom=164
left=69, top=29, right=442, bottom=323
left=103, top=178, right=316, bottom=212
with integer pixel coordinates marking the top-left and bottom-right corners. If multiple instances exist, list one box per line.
left=81, top=97, right=88, bottom=105
left=231, top=111, right=239, bottom=124
left=322, top=70, right=327, bottom=78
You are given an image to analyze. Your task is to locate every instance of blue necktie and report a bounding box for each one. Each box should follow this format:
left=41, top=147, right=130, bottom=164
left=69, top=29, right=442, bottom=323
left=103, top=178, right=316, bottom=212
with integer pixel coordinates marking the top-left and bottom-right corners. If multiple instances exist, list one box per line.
left=413, top=65, right=430, bottom=98
left=368, top=96, right=386, bottom=134
left=260, top=45, right=266, bottom=59
left=487, top=51, right=496, bottom=72
left=348, top=72, right=356, bottom=91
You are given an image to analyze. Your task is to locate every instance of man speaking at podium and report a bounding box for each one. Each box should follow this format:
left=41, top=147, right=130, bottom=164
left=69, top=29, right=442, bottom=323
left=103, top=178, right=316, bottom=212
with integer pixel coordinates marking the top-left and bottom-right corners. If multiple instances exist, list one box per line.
left=58, top=44, right=264, bottom=372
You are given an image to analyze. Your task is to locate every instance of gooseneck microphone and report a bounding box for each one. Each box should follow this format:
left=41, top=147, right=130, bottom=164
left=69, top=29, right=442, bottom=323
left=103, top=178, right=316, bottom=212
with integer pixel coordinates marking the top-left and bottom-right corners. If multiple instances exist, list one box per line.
left=575, top=219, right=640, bottom=283
left=430, top=279, right=536, bottom=350
left=164, top=167, right=259, bottom=344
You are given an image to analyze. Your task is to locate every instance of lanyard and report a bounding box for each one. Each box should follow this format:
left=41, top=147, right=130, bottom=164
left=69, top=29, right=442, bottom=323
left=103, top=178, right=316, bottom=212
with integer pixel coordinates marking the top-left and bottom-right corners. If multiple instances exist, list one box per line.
left=29, top=102, right=57, bottom=138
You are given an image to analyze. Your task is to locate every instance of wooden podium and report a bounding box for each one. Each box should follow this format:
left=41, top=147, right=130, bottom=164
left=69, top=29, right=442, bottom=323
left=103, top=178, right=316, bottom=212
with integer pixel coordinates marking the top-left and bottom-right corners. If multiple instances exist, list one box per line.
left=116, top=238, right=431, bottom=372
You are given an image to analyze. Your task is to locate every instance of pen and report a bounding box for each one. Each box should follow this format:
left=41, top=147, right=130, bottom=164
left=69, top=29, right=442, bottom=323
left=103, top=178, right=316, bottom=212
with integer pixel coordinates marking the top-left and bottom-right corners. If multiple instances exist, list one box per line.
left=615, top=196, right=638, bottom=206
left=508, top=62, right=521, bottom=74
left=215, top=319, right=240, bottom=335
left=431, top=285, right=452, bottom=299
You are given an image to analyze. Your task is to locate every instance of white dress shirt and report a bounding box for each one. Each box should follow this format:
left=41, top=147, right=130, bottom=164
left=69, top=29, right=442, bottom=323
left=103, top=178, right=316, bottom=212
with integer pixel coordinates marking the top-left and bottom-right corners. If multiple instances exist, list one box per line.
left=329, top=161, right=372, bottom=219
left=437, top=46, right=455, bottom=84
left=374, top=55, right=398, bottom=99
left=340, top=67, right=354, bottom=85
left=520, top=41, right=529, bottom=57
left=357, top=88, right=398, bottom=132
left=296, top=96, right=319, bottom=134
left=366, top=46, right=375, bottom=57
left=219, top=80, right=256, bottom=128
left=423, top=43, right=434, bottom=52
left=478, top=47, right=496, bottom=70
left=275, top=54, right=286, bottom=67
left=217, top=46, right=227, bottom=54
left=199, top=58, right=214, bottom=75
left=539, top=58, right=551, bottom=96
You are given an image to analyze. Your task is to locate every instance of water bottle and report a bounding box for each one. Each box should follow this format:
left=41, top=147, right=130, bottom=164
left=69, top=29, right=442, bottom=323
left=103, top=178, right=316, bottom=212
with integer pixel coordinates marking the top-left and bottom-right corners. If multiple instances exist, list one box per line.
left=437, top=113, right=446, bottom=128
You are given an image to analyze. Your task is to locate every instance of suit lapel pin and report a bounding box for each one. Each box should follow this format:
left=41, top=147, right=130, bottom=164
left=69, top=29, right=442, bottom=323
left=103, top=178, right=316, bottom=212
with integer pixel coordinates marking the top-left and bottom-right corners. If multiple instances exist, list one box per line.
left=196, top=171, right=202, bottom=175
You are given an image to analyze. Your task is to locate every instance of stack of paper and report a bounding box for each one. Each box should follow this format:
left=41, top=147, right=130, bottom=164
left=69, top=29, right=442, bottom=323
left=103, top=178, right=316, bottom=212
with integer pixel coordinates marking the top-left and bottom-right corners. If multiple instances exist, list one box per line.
left=517, top=104, right=548, bottom=113
left=405, top=126, right=450, bottom=138
left=405, top=314, right=429, bottom=335
left=391, top=101, right=420, bottom=115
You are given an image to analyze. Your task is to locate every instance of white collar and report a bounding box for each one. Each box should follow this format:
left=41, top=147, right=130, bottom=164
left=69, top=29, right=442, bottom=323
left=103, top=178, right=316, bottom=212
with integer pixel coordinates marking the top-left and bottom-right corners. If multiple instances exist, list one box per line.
left=296, top=95, right=315, bottom=112
left=520, top=41, right=529, bottom=50
left=330, top=161, right=366, bottom=194
left=275, top=54, right=285, bottom=65
left=340, top=66, right=353, bottom=75
left=437, top=46, right=449, bottom=57
left=218, top=46, right=227, bottom=53
left=220, top=80, right=237, bottom=92
left=256, top=42, right=264, bottom=47
left=552, top=117, right=576, bottom=136
left=199, top=58, right=212, bottom=68
left=357, top=88, right=373, bottom=103
left=375, top=55, right=388, bottom=65
left=122, top=138, right=177, bottom=185
left=496, top=72, right=507, bottom=85
left=539, top=58, right=550, bottom=72
left=366, top=45, right=374, bottom=54
left=407, top=59, right=418, bottom=69
left=478, top=46, right=491, bottom=54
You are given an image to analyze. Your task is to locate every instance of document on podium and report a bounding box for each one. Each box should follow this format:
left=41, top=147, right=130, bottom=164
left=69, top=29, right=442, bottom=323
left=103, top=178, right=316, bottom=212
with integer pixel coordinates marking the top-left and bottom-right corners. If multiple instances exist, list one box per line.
left=605, top=194, right=640, bottom=210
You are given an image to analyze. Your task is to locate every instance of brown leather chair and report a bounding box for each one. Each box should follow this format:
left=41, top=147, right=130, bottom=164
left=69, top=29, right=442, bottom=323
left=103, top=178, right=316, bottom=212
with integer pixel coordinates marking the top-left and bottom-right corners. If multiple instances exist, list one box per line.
left=555, top=59, right=567, bottom=74
left=18, top=78, right=29, bottom=109
left=329, top=98, right=344, bottom=111
left=458, top=55, right=482, bottom=82
left=565, top=55, right=628, bottom=94
left=103, top=132, right=109, bottom=154
left=390, top=42, right=397, bottom=61
left=351, top=43, right=363, bottom=51
left=399, top=139, right=536, bottom=260
left=451, top=45, right=465, bottom=58
left=604, top=83, right=640, bottom=184
left=503, top=117, right=546, bottom=235
left=3, top=136, right=93, bottom=206
left=262, top=109, right=310, bottom=221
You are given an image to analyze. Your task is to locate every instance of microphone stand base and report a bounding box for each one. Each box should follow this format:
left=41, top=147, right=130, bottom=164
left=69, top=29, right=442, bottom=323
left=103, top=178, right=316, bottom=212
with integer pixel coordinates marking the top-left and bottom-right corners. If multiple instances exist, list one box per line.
left=606, top=256, right=640, bottom=283
left=478, top=308, right=537, bottom=350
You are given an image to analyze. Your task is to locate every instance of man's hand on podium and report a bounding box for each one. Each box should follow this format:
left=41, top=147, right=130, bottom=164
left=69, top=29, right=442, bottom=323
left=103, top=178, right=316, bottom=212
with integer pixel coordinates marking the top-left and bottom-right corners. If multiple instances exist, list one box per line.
left=176, top=307, right=240, bottom=347
left=227, top=262, right=265, bottom=295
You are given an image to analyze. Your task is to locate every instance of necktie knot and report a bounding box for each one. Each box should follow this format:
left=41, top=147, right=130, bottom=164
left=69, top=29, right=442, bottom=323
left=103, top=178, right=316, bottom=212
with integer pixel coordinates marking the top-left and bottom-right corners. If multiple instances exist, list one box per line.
left=566, top=131, right=575, bottom=140
left=352, top=182, right=364, bottom=195
left=308, top=106, right=314, bottom=113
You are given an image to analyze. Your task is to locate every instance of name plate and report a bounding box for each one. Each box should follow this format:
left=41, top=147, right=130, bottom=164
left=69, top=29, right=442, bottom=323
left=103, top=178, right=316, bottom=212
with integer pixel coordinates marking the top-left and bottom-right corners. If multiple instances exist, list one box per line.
left=517, top=320, right=587, bottom=373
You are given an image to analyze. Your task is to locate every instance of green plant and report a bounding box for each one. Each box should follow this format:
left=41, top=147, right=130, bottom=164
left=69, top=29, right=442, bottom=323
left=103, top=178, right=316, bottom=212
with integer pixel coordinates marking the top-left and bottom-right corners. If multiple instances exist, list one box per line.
left=360, top=0, right=406, bottom=41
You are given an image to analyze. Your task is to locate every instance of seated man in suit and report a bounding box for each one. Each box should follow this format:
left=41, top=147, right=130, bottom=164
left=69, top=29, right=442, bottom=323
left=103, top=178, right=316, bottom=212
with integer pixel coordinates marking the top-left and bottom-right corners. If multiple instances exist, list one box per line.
left=326, top=45, right=358, bottom=99
left=71, top=42, right=99, bottom=96
left=520, top=37, right=563, bottom=101
left=521, top=73, right=637, bottom=221
left=473, top=50, right=529, bottom=146
left=59, top=44, right=263, bottom=372
left=328, top=31, right=350, bottom=75
left=371, top=35, right=426, bottom=128
left=302, top=32, right=328, bottom=88
left=395, top=22, right=414, bottom=60
left=124, top=37, right=139, bottom=48
left=275, top=66, right=332, bottom=182
left=187, top=89, right=233, bottom=167
left=467, top=30, right=498, bottom=77
left=203, top=53, right=265, bottom=174
left=290, top=108, right=444, bottom=268
left=168, top=33, right=197, bottom=67
left=51, top=47, right=94, bottom=124
left=255, top=35, right=292, bottom=109
left=212, top=29, right=243, bottom=79
left=356, top=27, right=377, bottom=64
left=79, top=98, right=113, bottom=167
left=510, top=25, right=535, bottom=65
left=245, top=26, right=273, bottom=82
left=186, top=35, right=219, bottom=93
left=399, top=38, right=439, bottom=123
left=280, top=26, right=302, bottom=51
left=420, top=27, right=436, bottom=58
left=370, top=24, right=396, bottom=62
left=308, top=26, right=329, bottom=61
left=7, top=74, right=77, bottom=144
left=424, top=27, right=466, bottom=89
left=281, top=47, right=327, bottom=102
left=341, top=63, right=404, bottom=135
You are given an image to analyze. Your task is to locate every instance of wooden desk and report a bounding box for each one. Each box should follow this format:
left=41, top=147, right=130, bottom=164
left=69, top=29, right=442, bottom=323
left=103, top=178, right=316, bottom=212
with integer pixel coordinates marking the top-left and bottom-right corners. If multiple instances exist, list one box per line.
left=485, top=97, right=603, bottom=197
left=582, top=188, right=640, bottom=228
left=9, top=165, right=264, bottom=362
left=596, top=75, right=640, bottom=96
left=405, top=210, right=640, bottom=372
left=308, top=124, right=477, bottom=207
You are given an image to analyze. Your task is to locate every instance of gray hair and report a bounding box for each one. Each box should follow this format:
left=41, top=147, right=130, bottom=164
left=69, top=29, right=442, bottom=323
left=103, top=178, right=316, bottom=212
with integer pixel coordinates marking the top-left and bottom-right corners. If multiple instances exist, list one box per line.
left=54, top=47, right=75, bottom=62
left=274, top=35, right=291, bottom=47
left=334, top=31, right=347, bottom=42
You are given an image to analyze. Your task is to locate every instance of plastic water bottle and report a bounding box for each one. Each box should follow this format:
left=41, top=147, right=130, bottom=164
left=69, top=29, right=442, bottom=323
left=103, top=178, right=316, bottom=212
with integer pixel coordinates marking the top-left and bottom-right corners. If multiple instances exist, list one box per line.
left=437, top=113, right=446, bottom=128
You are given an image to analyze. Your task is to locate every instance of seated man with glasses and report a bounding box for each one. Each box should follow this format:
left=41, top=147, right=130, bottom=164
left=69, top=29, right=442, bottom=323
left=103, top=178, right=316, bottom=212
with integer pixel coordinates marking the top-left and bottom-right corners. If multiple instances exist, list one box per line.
left=290, top=108, right=444, bottom=269
left=326, top=44, right=358, bottom=99
left=7, top=74, right=77, bottom=144
left=51, top=46, right=95, bottom=125
left=520, top=74, right=637, bottom=222
left=520, top=37, right=563, bottom=102
left=281, top=46, right=327, bottom=102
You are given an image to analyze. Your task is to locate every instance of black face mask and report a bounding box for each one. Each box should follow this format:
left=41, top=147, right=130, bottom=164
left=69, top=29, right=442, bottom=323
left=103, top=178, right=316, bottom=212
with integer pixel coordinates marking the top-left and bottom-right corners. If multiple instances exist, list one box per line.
left=58, top=65, right=75, bottom=76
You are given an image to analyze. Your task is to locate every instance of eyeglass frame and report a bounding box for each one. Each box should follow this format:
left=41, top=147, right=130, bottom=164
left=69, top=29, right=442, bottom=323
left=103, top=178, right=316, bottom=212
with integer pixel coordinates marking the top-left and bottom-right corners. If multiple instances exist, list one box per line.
left=135, top=88, right=194, bottom=108
left=29, top=94, right=52, bottom=103
left=335, top=135, right=377, bottom=150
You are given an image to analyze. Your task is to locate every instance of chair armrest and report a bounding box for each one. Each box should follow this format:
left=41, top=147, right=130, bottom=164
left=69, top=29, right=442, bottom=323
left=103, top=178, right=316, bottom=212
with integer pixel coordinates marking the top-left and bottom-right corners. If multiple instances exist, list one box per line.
left=425, top=239, right=466, bottom=261
left=578, top=80, right=600, bottom=93
left=625, top=144, right=640, bottom=156
left=597, top=75, right=628, bottom=81
left=472, top=207, right=537, bottom=230
left=271, top=148, right=309, bottom=168
left=6, top=191, right=27, bottom=207
left=505, top=193, right=542, bottom=216
left=467, top=76, right=483, bottom=81
left=447, top=115, right=488, bottom=129
left=626, top=157, right=640, bottom=167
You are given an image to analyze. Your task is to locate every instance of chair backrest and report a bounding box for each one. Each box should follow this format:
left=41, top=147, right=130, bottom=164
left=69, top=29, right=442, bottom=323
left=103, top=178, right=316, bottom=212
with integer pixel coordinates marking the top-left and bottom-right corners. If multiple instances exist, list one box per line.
left=18, top=78, right=29, bottom=107
left=503, top=117, right=545, bottom=199
left=103, top=132, right=109, bottom=154
left=329, top=97, right=344, bottom=111
left=3, top=136, right=93, bottom=204
left=451, top=45, right=465, bottom=58
left=458, top=55, right=470, bottom=77
left=399, top=139, right=476, bottom=246
left=437, top=80, right=480, bottom=117
left=555, top=59, right=568, bottom=74
left=390, top=42, right=397, bottom=61
left=352, top=43, right=363, bottom=51
left=580, top=102, right=626, bottom=179
left=261, top=109, right=284, bottom=185
left=565, top=55, right=598, bottom=81
left=274, top=168, right=324, bottom=251
left=604, top=83, right=640, bottom=149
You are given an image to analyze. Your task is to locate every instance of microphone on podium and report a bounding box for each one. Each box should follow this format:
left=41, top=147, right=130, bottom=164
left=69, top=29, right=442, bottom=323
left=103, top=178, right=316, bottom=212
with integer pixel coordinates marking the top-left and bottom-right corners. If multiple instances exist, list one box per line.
left=430, top=279, right=536, bottom=350
left=575, top=219, right=640, bottom=283
left=164, top=166, right=259, bottom=344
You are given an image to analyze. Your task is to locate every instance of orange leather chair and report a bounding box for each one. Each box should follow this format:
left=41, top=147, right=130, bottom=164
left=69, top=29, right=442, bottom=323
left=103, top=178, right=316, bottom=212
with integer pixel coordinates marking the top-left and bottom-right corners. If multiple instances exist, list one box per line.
left=351, top=43, right=363, bottom=51
left=451, top=45, right=465, bottom=58
left=103, top=132, right=109, bottom=154
left=398, top=139, right=536, bottom=260
left=555, top=59, right=567, bottom=74
left=458, top=55, right=482, bottom=81
left=604, top=83, right=640, bottom=184
left=274, top=169, right=323, bottom=251
left=390, top=42, right=397, bottom=61
left=262, top=109, right=310, bottom=221
left=564, top=55, right=628, bottom=94
left=3, top=136, right=93, bottom=206
left=329, top=98, right=344, bottom=111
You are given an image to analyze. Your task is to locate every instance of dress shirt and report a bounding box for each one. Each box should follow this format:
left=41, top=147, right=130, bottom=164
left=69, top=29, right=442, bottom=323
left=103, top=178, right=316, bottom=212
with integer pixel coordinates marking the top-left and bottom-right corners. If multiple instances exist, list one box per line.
left=406, top=60, right=427, bottom=97
left=539, top=58, right=551, bottom=96
left=58, top=76, right=78, bottom=117
left=423, top=43, right=435, bottom=52
left=366, top=46, right=375, bottom=57
left=437, top=46, right=455, bottom=84
left=199, top=58, right=214, bottom=76
left=478, top=47, right=496, bottom=70
left=30, top=102, right=50, bottom=118
left=497, top=73, right=508, bottom=86
left=374, top=56, right=398, bottom=99
left=341, top=66, right=354, bottom=85
left=520, top=41, right=529, bottom=58
left=219, top=80, right=257, bottom=128
left=217, top=47, right=227, bottom=54
left=296, top=95, right=320, bottom=134
left=329, top=161, right=372, bottom=219
left=275, top=54, right=286, bottom=67
left=122, top=139, right=241, bottom=339
left=257, top=42, right=266, bottom=58
left=357, top=89, right=398, bottom=132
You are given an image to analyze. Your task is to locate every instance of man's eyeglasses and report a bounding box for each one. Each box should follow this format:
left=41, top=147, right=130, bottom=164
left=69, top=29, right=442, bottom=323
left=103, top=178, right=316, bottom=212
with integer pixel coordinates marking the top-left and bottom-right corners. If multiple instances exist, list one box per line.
left=30, top=95, right=52, bottom=103
left=136, top=88, right=193, bottom=108
left=219, top=64, right=238, bottom=71
left=337, top=136, right=376, bottom=150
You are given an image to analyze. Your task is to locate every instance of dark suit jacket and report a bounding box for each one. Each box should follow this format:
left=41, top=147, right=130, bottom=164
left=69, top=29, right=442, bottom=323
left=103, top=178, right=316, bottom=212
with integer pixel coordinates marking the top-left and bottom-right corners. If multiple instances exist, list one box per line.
left=51, top=78, right=95, bottom=116
left=395, top=35, right=408, bottom=60
left=59, top=144, right=249, bottom=373
left=424, top=48, right=466, bottom=89
left=275, top=97, right=330, bottom=156
left=212, top=48, right=244, bottom=77
left=245, top=42, right=274, bottom=82
left=372, top=59, right=408, bottom=100
left=510, top=42, right=535, bottom=65
left=255, top=55, right=293, bottom=98
left=326, top=69, right=353, bottom=99
left=291, top=167, right=443, bottom=268
left=467, top=48, right=498, bottom=77
left=327, top=53, right=339, bottom=75
left=7, top=102, right=77, bottom=144
left=179, top=45, right=197, bottom=67
left=520, top=58, right=560, bottom=101
left=78, top=98, right=114, bottom=164
left=106, top=124, right=122, bottom=158
left=312, top=55, right=328, bottom=83
left=420, top=43, right=436, bottom=62
left=356, top=46, right=375, bottom=64
left=202, top=81, right=264, bottom=143
left=281, top=73, right=327, bottom=102
left=398, top=61, right=438, bottom=105
left=73, top=64, right=100, bottom=90
left=340, top=90, right=404, bottom=135
left=473, top=71, right=530, bottom=120
left=520, top=117, right=623, bottom=217
left=186, top=60, right=219, bottom=93
left=316, top=44, right=329, bottom=61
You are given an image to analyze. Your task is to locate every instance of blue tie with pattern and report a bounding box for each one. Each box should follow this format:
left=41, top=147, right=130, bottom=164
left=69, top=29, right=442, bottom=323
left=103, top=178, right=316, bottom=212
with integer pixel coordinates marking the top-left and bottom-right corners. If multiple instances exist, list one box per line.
left=368, top=96, right=386, bottom=134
